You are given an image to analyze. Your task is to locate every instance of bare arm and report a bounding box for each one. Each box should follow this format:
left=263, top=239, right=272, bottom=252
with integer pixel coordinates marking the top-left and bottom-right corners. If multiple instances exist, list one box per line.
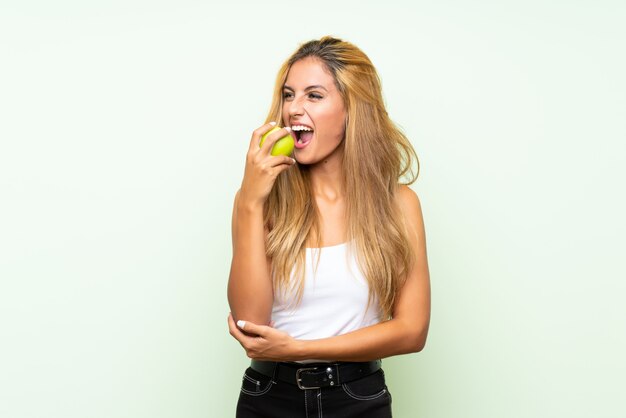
left=227, top=123, right=296, bottom=326
left=229, top=186, right=431, bottom=361
left=227, top=191, right=273, bottom=325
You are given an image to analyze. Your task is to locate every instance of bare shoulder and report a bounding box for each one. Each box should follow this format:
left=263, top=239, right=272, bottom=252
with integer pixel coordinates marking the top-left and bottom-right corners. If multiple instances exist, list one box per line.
left=396, top=185, right=423, bottom=219
left=396, top=184, right=420, bottom=204
left=395, top=185, right=426, bottom=242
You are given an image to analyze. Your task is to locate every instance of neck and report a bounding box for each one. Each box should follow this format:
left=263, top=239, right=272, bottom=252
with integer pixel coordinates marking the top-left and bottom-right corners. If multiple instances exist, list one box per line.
left=308, top=145, right=344, bottom=201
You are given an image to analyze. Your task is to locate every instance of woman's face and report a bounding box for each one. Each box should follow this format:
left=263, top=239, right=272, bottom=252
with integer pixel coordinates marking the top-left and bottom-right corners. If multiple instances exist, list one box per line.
left=281, top=57, right=347, bottom=166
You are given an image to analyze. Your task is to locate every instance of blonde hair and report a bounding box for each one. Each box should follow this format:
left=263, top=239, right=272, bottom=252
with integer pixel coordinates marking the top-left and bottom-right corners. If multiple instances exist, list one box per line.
left=263, top=36, right=420, bottom=319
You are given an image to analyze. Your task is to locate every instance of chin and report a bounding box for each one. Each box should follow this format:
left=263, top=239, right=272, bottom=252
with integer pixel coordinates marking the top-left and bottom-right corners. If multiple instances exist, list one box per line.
left=293, top=156, right=313, bottom=166
left=293, top=149, right=314, bottom=165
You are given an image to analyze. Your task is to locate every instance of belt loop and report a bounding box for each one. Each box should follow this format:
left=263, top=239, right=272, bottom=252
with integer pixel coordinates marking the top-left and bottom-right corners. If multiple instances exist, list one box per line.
left=270, top=361, right=278, bottom=383
left=335, top=363, right=341, bottom=384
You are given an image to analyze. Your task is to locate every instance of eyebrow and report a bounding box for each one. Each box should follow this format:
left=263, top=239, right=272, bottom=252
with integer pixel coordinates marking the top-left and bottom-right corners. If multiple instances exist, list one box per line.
left=283, top=85, right=329, bottom=92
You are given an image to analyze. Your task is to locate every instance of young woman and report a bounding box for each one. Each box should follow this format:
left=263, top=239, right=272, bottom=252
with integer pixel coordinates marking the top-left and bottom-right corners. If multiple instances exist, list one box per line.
left=227, top=36, right=431, bottom=418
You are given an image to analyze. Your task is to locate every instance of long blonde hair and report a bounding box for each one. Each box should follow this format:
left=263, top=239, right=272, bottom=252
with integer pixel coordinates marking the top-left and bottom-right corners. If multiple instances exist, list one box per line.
left=263, top=36, right=420, bottom=319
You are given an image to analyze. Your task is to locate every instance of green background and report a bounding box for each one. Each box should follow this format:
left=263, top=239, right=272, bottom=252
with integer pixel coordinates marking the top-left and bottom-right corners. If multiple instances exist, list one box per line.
left=1, top=1, right=625, bottom=417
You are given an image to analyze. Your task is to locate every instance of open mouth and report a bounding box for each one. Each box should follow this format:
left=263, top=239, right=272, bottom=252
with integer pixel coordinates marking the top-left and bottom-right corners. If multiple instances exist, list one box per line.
left=291, top=125, right=314, bottom=149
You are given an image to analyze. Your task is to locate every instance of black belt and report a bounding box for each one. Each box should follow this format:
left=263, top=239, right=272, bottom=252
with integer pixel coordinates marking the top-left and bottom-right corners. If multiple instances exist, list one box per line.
left=250, top=359, right=382, bottom=390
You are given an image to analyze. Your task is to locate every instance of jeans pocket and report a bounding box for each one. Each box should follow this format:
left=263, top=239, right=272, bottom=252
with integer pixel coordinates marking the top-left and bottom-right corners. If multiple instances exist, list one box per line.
left=240, top=367, right=274, bottom=397
left=341, top=369, right=389, bottom=401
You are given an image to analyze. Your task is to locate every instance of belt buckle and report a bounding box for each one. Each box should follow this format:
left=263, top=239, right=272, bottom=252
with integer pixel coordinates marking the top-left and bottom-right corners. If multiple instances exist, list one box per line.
left=296, top=367, right=320, bottom=390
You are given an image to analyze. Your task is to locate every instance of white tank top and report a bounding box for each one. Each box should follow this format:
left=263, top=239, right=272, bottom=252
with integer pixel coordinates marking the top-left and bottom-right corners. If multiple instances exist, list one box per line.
left=271, top=242, right=382, bottom=344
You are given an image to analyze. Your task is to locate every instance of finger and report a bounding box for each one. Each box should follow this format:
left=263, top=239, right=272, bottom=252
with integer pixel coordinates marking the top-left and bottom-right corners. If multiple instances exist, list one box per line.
left=248, top=122, right=277, bottom=152
left=228, top=314, right=245, bottom=340
left=256, top=162, right=295, bottom=182
left=236, top=319, right=268, bottom=337
left=228, top=315, right=254, bottom=344
left=271, top=161, right=297, bottom=178
left=267, top=155, right=297, bottom=168
left=230, top=313, right=261, bottom=339
left=227, top=313, right=240, bottom=336
left=259, top=127, right=292, bottom=155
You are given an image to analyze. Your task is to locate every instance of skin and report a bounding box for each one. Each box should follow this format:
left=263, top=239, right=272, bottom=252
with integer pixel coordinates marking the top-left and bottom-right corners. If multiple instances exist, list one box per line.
left=227, top=57, right=431, bottom=361
left=227, top=123, right=295, bottom=327
left=283, top=57, right=348, bottom=246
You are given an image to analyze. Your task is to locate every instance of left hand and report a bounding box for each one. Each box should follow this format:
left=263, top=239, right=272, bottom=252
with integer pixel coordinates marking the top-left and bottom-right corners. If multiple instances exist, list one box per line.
left=227, top=313, right=300, bottom=361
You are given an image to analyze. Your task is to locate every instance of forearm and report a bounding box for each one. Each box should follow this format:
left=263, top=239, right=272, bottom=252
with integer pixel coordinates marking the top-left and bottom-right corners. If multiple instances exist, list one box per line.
left=293, top=317, right=428, bottom=362
left=227, top=198, right=273, bottom=325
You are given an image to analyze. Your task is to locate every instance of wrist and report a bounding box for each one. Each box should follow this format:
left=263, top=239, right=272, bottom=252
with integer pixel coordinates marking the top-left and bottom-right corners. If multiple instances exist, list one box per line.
left=237, top=192, right=264, bottom=213
left=292, top=339, right=310, bottom=361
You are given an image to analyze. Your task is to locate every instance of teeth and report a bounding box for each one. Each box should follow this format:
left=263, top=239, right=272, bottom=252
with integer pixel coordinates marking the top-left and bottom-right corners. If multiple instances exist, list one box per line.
left=291, top=125, right=313, bottom=131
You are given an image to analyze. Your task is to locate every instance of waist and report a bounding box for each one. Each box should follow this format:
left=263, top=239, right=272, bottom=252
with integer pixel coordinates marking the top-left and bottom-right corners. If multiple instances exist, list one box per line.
left=250, top=359, right=382, bottom=390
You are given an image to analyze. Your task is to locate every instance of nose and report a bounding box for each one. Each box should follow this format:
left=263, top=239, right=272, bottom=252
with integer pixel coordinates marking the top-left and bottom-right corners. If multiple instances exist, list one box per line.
left=288, top=95, right=305, bottom=118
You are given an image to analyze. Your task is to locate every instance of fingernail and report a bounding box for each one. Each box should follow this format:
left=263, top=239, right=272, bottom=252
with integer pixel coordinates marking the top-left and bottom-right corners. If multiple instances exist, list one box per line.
left=291, top=158, right=296, bottom=164
left=285, top=127, right=292, bottom=132
left=269, top=121, right=277, bottom=126
left=237, top=320, right=246, bottom=329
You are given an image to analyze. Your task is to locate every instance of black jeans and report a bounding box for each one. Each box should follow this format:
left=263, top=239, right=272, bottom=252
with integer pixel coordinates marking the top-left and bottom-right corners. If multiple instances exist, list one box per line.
left=236, top=363, right=393, bottom=418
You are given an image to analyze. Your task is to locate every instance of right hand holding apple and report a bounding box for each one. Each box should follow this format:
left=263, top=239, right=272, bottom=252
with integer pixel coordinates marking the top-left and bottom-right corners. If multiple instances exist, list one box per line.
left=239, top=122, right=297, bottom=208
left=259, top=126, right=295, bottom=157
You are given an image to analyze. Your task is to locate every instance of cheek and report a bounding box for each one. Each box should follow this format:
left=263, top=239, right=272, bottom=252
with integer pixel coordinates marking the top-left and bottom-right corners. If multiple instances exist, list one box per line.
left=281, top=106, right=289, bottom=124
left=318, top=106, right=345, bottom=130
left=325, top=102, right=346, bottom=132
left=329, top=111, right=347, bottom=136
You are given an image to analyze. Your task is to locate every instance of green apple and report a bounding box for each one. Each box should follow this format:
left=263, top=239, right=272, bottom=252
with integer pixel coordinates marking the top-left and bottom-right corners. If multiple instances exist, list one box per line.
left=259, top=126, right=295, bottom=157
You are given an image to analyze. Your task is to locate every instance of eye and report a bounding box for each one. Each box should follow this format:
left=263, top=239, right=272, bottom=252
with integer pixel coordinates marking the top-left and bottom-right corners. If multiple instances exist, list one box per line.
left=308, top=92, right=323, bottom=99
left=282, top=91, right=294, bottom=99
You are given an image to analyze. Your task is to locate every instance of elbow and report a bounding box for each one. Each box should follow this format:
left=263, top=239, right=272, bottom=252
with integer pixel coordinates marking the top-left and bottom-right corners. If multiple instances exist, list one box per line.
left=393, top=317, right=429, bottom=355
left=405, top=326, right=429, bottom=354
left=412, top=335, right=427, bottom=353
left=406, top=334, right=427, bottom=354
